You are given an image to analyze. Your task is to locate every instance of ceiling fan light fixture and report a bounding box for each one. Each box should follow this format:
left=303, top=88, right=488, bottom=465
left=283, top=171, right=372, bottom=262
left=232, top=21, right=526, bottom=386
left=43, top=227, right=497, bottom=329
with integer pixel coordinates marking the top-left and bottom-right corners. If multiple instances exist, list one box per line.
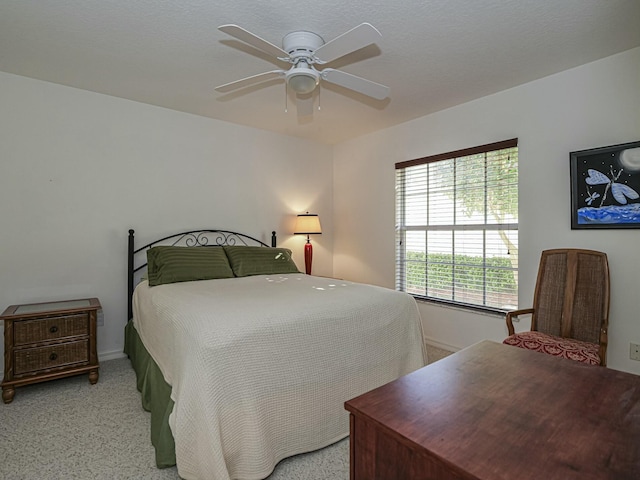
left=286, top=63, right=320, bottom=94
left=287, top=73, right=318, bottom=94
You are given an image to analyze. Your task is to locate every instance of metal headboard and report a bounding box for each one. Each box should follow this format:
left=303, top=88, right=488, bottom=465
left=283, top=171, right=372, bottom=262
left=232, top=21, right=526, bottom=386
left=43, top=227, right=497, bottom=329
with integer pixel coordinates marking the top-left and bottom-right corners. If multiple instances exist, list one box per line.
left=127, top=229, right=277, bottom=320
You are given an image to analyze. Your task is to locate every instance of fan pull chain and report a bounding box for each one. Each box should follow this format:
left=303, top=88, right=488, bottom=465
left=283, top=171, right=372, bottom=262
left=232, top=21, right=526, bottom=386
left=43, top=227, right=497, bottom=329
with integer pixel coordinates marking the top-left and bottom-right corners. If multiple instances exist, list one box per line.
left=284, top=84, right=288, bottom=113
left=317, top=88, right=321, bottom=111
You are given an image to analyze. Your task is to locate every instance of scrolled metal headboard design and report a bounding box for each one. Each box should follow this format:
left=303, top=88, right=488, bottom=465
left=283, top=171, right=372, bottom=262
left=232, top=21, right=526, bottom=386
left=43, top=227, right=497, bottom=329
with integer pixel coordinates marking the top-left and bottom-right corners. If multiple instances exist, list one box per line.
left=127, top=229, right=277, bottom=320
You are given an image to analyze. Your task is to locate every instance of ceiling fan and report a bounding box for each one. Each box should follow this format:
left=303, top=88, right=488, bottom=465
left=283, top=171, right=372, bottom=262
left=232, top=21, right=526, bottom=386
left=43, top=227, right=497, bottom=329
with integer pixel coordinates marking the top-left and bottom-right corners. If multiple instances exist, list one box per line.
left=215, top=23, right=390, bottom=116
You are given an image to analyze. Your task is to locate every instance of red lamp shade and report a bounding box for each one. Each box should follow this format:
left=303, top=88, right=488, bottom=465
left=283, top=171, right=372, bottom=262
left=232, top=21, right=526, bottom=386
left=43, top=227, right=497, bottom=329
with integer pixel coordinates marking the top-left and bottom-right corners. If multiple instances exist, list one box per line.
left=293, top=213, right=322, bottom=275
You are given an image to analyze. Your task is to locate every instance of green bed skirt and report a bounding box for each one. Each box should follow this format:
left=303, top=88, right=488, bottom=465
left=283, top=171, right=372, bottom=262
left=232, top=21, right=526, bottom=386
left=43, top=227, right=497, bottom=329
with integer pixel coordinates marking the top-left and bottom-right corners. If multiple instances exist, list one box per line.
left=124, top=320, right=177, bottom=468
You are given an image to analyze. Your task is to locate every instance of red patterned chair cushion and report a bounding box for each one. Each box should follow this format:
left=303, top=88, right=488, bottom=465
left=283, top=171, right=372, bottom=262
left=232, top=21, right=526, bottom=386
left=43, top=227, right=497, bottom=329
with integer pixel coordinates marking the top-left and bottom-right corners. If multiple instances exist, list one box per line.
left=503, top=331, right=601, bottom=366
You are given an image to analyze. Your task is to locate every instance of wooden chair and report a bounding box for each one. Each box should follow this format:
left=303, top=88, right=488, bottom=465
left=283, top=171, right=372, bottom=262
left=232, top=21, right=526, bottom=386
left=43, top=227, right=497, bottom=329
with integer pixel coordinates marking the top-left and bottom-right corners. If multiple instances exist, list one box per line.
left=503, top=249, right=610, bottom=366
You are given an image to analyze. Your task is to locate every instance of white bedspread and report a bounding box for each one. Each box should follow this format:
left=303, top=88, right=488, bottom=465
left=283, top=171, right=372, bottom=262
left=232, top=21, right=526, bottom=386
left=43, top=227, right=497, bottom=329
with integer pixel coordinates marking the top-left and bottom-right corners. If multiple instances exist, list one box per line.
left=132, top=273, right=426, bottom=480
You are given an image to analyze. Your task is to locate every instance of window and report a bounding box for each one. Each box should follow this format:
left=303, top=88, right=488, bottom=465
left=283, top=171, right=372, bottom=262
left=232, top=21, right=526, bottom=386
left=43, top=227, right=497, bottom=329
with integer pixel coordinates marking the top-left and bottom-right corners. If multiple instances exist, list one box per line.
left=395, top=139, right=518, bottom=312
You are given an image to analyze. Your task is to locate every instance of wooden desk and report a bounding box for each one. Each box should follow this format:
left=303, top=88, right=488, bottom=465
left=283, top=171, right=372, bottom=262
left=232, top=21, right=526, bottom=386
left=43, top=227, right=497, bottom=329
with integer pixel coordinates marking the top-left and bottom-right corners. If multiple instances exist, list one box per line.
left=345, top=340, right=640, bottom=480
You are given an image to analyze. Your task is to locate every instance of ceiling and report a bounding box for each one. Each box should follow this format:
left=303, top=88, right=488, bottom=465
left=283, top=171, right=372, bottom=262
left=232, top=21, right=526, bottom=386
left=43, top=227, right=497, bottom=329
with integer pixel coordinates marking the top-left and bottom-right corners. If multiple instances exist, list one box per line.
left=2, top=1, right=639, bottom=145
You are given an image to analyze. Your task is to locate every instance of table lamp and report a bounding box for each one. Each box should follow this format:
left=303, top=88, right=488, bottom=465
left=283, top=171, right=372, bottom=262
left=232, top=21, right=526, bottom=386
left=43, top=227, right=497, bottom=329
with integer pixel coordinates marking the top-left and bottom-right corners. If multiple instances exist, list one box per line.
left=294, top=213, right=322, bottom=274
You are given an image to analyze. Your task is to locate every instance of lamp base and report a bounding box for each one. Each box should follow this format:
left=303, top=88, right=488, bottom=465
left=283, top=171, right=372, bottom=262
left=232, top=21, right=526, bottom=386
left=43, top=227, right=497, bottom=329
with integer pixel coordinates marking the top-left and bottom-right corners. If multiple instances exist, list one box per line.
left=304, top=242, right=313, bottom=275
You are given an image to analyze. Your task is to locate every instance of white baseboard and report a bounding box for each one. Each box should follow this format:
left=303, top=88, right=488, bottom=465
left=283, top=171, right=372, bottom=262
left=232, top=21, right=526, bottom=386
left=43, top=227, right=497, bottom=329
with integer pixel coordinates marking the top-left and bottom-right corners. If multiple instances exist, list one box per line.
left=98, top=350, right=127, bottom=362
left=424, top=336, right=460, bottom=352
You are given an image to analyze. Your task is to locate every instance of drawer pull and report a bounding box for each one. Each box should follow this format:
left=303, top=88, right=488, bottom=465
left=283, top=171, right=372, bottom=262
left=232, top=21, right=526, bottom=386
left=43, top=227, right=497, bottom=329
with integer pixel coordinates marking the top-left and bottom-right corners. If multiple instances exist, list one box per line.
left=50, top=326, right=58, bottom=333
left=49, top=353, right=58, bottom=361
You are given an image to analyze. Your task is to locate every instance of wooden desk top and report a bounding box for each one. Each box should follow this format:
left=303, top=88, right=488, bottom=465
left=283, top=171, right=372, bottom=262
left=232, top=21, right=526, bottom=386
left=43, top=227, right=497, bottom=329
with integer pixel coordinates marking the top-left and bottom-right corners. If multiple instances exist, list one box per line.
left=345, top=340, right=640, bottom=480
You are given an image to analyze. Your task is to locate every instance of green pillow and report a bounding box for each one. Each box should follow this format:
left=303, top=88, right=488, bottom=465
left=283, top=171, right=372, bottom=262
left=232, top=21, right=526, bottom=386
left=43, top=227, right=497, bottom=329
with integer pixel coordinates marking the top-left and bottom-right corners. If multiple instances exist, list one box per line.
left=223, top=246, right=301, bottom=277
left=146, top=246, right=234, bottom=286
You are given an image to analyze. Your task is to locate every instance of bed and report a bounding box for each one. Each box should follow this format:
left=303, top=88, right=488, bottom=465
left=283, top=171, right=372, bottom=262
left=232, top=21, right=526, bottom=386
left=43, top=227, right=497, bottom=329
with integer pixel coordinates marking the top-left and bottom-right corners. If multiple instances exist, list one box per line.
left=124, top=228, right=427, bottom=480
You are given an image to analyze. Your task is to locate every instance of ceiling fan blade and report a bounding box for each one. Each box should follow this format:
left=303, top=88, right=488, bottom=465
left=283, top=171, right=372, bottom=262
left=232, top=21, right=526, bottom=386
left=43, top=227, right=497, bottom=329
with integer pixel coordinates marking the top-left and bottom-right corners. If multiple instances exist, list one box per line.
left=296, top=94, right=314, bottom=117
left=215, top=70, right=285, bottom=93
left=321, top=68, right=389, bottom=100
left=219, top=24, right=289, bottom=59
left=313, top=23, right=382, bottom=64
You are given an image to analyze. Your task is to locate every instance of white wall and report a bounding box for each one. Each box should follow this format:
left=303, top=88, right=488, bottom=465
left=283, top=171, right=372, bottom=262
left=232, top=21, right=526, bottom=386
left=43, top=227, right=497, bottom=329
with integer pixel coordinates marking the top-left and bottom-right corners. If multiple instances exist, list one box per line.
left=0, top=72, right=334, bottom=369
left=333, top=47, right=640, bottom=374
left=2, top=47, right=638, bottom=377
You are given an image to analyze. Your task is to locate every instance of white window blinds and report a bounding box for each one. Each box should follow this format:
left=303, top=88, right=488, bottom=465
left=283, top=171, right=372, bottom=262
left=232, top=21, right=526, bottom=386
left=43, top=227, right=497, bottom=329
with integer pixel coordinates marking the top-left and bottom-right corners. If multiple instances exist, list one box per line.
left=395, top=139, right=518, bottom=312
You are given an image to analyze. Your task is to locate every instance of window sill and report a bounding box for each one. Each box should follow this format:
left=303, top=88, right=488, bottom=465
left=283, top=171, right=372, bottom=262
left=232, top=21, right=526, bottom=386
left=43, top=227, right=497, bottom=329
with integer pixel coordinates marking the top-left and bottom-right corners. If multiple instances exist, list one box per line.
left=411, top=295, right=508, bottom=317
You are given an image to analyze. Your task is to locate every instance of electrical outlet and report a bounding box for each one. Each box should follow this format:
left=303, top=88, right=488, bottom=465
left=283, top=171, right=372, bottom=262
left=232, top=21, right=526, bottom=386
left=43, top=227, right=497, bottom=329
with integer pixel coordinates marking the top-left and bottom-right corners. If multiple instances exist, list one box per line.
left=97, top=309, right=104, bottom=327
left=630, top=343, right=640, bottom=361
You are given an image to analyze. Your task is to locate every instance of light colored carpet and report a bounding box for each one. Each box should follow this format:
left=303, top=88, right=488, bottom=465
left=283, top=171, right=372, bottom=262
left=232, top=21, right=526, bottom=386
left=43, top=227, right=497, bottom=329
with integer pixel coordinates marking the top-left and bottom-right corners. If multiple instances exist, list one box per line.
left=0, top=344, right=453, bottom=479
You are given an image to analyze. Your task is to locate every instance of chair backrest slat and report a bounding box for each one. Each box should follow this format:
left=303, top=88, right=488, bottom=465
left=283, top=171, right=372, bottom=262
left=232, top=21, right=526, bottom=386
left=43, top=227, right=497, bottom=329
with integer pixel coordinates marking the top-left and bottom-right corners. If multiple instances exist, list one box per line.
left=560, top=251, right=579, bottom=339
left=532, top=251, right=567, bottom=336
left=571, top=251, right=609, bottom=343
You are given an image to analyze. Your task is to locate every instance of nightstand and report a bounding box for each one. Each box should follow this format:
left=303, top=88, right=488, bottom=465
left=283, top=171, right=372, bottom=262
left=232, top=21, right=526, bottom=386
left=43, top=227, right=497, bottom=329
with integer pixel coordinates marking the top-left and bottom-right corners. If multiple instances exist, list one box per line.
left=1, top=298, right=100, bottom=404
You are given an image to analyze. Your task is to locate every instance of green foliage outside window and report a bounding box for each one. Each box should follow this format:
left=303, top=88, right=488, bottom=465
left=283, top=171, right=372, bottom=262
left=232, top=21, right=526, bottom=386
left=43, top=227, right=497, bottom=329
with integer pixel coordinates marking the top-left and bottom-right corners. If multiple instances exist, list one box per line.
left=404, top=251, right=517, bottom=307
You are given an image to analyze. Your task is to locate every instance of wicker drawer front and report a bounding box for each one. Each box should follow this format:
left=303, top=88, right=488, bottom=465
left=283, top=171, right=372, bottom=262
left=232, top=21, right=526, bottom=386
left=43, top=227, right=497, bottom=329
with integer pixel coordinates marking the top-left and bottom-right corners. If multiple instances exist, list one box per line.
left=14, top=313, right=89, bottom=346
left=14, top=340, right=89, bottom=375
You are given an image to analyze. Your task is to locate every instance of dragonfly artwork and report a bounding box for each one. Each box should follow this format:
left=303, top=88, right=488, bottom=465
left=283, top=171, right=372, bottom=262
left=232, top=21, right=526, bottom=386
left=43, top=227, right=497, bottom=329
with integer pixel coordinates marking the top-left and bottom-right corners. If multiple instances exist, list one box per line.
left=584, top=167, right=639, bottom=207
left=584, top=186, right=600, bottom=206
left=571, top=142, right=640, bottom=229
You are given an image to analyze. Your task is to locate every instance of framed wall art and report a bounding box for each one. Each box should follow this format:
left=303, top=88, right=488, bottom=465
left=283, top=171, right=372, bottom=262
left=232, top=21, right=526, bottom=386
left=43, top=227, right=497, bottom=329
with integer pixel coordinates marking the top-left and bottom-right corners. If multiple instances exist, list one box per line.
left=570, top=141, right=640, bottom=229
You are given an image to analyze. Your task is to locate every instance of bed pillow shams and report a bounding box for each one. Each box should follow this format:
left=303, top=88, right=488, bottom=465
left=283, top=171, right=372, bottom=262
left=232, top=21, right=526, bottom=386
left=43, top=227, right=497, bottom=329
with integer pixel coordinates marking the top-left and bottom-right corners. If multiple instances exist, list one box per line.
left=147, top=246, right=234, bottom=286
left=224, top=246, right=301, bottom=277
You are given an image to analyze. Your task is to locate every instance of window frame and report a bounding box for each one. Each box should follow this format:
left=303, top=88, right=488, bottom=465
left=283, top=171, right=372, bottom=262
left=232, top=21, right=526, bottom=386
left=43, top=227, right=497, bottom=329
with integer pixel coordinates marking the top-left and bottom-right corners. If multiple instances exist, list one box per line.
left=395, top=138, right=518, bottom=314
